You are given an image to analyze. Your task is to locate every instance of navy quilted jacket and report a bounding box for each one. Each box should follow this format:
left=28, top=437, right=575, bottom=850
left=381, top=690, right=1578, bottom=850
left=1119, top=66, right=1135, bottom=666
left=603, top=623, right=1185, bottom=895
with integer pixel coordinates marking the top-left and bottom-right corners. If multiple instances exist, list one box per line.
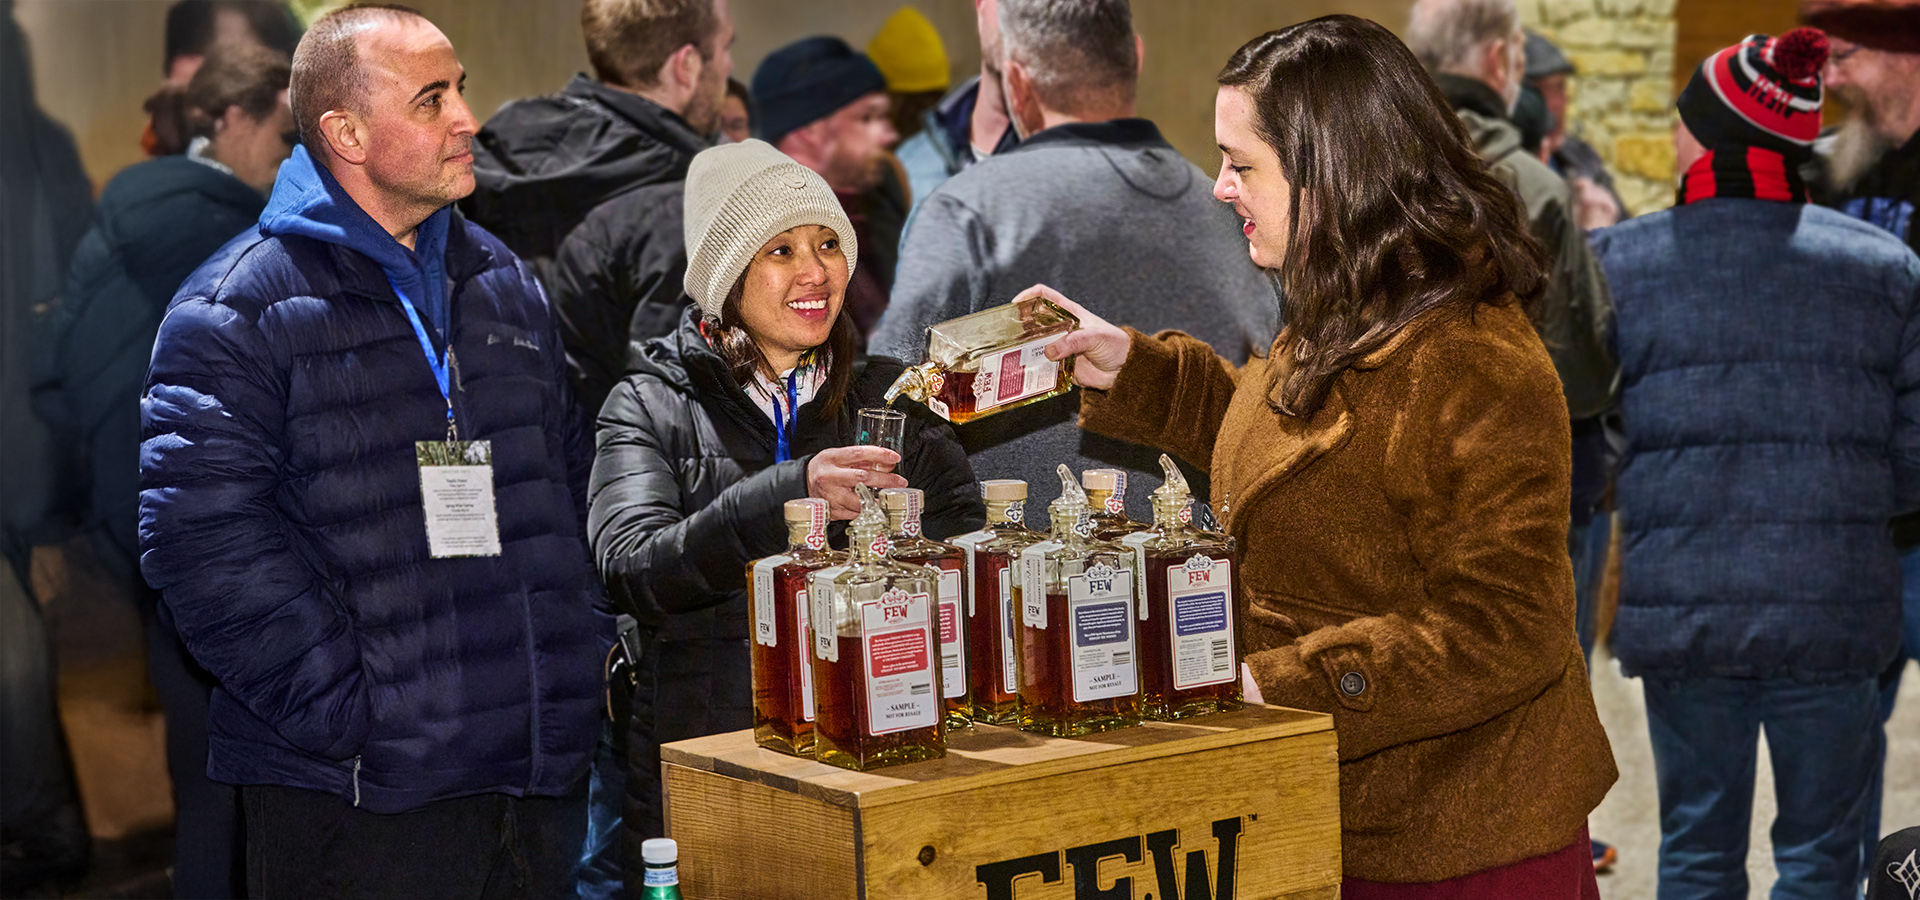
left=139, top=146, right=610, bottom=813
left=1595, top=198, right=1920, bottom=680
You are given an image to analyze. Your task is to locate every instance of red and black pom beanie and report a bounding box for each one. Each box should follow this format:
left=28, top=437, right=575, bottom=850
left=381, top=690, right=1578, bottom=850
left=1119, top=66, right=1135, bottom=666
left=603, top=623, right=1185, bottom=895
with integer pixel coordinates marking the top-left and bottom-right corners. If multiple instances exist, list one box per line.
left=1676, top=29, right=1830, bottom=162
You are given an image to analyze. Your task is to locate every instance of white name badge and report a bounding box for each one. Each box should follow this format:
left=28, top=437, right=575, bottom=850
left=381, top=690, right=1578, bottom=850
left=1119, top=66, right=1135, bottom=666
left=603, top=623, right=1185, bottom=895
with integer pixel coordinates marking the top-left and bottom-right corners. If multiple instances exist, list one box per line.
left=416, top=440, right=502, bottom=558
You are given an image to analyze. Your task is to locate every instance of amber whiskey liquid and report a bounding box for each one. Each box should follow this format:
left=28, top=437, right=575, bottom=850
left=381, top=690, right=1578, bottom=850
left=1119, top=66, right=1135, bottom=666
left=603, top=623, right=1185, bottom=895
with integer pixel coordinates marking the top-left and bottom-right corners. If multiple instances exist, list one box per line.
left=911, top=353, right=1075, bottom=424
left=896, top=553, right=970, bottom=730
left=883, top=297, right=1080, bottom=424
left=965, top=553, right=1020, bottom=723
left=1139, top=552, right=1244, bottom=719
left=750, top=564, right=820, bottom=754
left=811, top=591, right=946, bottom=771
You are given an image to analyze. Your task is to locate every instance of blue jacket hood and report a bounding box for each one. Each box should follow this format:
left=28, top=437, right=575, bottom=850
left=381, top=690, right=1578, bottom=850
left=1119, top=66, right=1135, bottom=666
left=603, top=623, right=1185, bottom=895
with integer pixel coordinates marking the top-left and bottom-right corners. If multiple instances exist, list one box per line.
left=260, top=144, right=452, bottom=336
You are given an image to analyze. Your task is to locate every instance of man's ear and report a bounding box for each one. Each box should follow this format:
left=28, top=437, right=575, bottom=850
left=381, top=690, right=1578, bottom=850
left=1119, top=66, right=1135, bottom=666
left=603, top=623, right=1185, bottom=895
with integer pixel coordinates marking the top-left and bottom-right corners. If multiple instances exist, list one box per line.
left=1134, top=33, right=1146, bottom=75
left=665, top=43, right=703, bottom=97
left=1003, top=59, right=1042, bottom=135
left=318, top=109, right=368, bottom=165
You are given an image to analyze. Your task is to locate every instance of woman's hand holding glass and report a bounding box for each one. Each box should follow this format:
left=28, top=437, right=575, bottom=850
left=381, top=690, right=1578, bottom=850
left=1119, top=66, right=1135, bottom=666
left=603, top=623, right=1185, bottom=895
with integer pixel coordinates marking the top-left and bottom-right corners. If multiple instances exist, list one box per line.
left=1016, top=285, right=1132, bottom=391
left=807, top=446, right=907, bottom=519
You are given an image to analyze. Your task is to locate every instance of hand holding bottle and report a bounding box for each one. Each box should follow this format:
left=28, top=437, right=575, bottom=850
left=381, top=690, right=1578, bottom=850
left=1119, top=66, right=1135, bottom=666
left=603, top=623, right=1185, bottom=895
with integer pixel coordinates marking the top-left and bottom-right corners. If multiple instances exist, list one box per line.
left=1014, top=285, right=1131, bottom=391
left=807, top=447, right=907, bottom=519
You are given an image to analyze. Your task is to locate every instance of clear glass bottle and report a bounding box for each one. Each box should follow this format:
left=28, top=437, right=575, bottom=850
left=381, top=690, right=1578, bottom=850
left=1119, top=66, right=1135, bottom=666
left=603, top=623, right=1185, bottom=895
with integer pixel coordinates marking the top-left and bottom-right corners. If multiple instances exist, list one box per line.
left=1082, top=468, right=1142, bottom=540
left=1015, top=465, right=1142, bottom=736
left=749, top=498, right=844, bottom=755
left=809, top=485, right=946, bottom=771
left=882, top=296, right=1079, bottom=423
left=947, top=479, right=1040, bottom=725
left=1123, top=455, right=1244, bottom=720
left=880, top=487, right=971, bottom=731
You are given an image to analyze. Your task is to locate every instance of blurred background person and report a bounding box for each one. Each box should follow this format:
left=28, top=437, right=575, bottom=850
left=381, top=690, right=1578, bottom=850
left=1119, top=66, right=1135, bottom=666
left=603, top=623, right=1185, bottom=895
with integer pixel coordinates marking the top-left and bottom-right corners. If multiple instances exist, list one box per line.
left=1803, top=0, right=1920, bottom=876
left=874, top=0, right=1277, bottom=520
left=141, top=0, right=300, bottom=158
left=1, top=0, right=93, bottom=893
left=34, top=40, right=292, bottom=896
left=752, top=36, right=905, bottom=346
left=467, top=0, right=733, bottom=418
left=1595, top=27, right=1920, bottom=899
left=1526, top=29, right=1627, bottom=228
left=720, top=77, right=752, bottom=143
left=896, top=0, right=1018, bottom=208
left=867, top=5, right=951, bottom=142
left=587, top=139, right=982, bottom=868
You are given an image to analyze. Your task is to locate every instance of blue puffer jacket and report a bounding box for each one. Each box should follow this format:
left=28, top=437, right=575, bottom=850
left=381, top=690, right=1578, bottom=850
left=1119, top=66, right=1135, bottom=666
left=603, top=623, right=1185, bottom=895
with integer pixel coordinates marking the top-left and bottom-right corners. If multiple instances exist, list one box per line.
left=140, top=146, right=611, bottom=813
left=1595, top=198, right=1920, bottom=680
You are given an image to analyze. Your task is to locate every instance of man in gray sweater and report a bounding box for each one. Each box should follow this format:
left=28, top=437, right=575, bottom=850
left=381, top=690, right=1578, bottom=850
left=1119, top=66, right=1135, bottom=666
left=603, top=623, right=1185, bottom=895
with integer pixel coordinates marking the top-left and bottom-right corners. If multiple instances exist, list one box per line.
left=870, top=0, right=1277, bottom=516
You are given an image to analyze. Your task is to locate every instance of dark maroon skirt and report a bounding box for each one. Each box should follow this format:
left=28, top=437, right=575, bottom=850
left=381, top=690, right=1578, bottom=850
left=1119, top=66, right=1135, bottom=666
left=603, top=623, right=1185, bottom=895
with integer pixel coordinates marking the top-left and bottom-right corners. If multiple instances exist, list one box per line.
left=1342, top=826, right=1600, bottom=900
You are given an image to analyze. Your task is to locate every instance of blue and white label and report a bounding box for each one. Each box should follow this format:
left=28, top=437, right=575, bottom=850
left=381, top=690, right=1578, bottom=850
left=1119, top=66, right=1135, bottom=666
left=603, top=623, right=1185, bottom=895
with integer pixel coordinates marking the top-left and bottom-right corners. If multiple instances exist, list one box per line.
left=1069, top=563, right=1137, bottom=702
left=1169, top=556, right=1236, bottom=690
left=642, top=866, right=678, bottom=887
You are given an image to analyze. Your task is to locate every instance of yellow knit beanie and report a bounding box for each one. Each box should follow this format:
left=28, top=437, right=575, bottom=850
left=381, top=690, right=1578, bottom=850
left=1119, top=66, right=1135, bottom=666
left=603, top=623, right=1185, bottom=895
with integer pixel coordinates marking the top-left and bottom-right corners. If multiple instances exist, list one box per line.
left=867, top=7, right=950, bottom=94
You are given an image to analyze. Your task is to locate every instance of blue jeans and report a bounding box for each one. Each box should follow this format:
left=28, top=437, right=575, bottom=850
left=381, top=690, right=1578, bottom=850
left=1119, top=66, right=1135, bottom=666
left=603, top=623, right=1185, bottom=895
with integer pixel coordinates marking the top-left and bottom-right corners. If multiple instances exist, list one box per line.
left=1864, top=546, right=1920, bottom=878
left=574, top=723, right=625, bottom=900
left=1569, top=512, right=1613, bottom=665
left=1644, top=676, right=1879, bottom=900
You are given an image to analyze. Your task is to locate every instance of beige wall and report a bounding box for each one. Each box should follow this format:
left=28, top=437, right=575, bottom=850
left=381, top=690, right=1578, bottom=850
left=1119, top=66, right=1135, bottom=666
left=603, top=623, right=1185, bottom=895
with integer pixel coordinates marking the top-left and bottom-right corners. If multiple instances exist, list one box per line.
left=16, top=0, right=1420, bottom=192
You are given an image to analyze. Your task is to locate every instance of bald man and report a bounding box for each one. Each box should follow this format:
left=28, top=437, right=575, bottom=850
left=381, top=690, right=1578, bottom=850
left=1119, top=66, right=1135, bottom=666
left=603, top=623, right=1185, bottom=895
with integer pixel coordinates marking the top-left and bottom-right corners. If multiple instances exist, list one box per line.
left=138, top=7, right=609, bottom=896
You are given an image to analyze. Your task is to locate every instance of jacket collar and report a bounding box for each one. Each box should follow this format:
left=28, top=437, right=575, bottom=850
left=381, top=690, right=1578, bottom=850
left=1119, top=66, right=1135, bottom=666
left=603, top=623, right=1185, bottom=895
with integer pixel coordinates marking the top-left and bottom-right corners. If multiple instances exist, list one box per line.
left=1434, top=73, right=1511, bottom=123
left=562, top=75, right=709, bottom=159
left=1006, top=117, right=1168, bottom=155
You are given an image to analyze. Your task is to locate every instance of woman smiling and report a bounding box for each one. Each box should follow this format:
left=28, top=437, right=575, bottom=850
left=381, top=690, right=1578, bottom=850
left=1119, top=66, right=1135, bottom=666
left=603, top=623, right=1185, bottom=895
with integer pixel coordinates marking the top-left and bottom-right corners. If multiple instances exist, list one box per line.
left=586, top=140, right=984, bottom=863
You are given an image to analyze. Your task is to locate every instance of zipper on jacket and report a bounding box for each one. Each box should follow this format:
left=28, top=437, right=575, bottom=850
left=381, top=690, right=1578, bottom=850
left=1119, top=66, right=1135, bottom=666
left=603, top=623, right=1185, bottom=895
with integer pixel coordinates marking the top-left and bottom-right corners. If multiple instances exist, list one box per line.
left=351, top=756, right=362, bottom=807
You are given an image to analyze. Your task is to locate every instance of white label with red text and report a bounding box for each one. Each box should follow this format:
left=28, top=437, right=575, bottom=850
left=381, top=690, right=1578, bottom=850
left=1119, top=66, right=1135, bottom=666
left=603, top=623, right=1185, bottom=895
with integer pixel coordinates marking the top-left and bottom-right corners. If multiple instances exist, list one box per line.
left=1169, top=556, right=1236, bottom=690
left=862, top=590, right=938, bottom=735
left=970, top=334, right=1064, bottom=412
left=936, top=568, right=966, bottom=700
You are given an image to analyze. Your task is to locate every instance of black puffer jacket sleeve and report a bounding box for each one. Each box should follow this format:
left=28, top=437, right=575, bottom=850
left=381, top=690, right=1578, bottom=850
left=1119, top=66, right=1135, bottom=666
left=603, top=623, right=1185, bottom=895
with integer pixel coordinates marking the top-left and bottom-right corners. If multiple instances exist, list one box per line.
left=588, top=379, right=803, bottom=625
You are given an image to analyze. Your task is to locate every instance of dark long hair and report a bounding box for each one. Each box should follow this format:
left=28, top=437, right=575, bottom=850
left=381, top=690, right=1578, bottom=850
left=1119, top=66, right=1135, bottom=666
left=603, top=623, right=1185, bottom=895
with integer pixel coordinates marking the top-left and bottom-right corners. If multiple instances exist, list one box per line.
left=707, top=272, right=858, bottom=419
left=1218, top=15, right=1547, bottom=418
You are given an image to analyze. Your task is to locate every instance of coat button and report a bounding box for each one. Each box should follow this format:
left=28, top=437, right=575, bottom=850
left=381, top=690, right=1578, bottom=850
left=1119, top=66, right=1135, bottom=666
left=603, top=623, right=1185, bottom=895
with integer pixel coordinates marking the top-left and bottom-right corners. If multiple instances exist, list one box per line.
left=1340, top=672, right=1367, bottom=696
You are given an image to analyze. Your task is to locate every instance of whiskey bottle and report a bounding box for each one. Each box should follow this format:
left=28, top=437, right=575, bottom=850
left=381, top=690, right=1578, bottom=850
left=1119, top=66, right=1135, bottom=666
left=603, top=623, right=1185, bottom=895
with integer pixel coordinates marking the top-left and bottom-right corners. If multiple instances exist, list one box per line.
left=1128, top=454, right=1245, bottom=720
left=947, top=479, right=1039, bottom=725
left=882, top=296, right=1079, bottom=424
left=809, top=485, right=945, bottom=771
left=1081, top=468, right=1142, bottom=540
left=880, top=487, right=972, bottom=730
left=749, top=498, right=844, bottom=755
left=1015, top=465, right=1142, bottom=736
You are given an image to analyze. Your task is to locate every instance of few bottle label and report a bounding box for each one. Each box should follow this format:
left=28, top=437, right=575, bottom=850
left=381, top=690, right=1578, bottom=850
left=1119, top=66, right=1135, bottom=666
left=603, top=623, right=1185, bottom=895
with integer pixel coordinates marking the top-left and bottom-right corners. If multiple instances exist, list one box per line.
left=972, top=334, right=1065, bottom=412
left=1119, top=532, right=1154, bottom=619
left=862, top=590, right=939, bottom=736
left=951, top=530, right=992, bottom=616
left=811, top=566, right=849, bottom=663
left=1169, top=556, right=1236, bottom=690
left=797, top=589, right=815, bottom=721
left=1070, top=564, right=1138, bottom=702
left=999, top=567, right=1017, bottom=694
left=752, top=554, right=793, bottom=648
left=1019, top=541, right=1063, bottom=629
left=936, top=569, right=966, bottom=700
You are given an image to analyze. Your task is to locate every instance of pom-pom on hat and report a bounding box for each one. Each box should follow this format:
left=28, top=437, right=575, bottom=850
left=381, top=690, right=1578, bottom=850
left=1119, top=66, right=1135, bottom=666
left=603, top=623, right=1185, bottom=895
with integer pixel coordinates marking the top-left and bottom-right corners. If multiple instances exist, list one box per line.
left=682, top=139, right=858, bottom=320
left=1677, top=29, right=1829, bottom=160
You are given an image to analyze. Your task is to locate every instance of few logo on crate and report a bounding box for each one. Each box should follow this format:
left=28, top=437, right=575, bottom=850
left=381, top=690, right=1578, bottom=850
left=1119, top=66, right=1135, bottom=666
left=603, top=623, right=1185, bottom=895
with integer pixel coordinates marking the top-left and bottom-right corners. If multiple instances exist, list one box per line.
left=975, top=815, right=1246, bottom=900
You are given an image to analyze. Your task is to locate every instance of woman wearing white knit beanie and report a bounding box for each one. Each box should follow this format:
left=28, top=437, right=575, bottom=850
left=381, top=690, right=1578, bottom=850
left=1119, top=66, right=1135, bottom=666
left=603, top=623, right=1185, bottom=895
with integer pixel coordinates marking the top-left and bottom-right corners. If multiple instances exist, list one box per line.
left=586, top=140, right=985, bottom=853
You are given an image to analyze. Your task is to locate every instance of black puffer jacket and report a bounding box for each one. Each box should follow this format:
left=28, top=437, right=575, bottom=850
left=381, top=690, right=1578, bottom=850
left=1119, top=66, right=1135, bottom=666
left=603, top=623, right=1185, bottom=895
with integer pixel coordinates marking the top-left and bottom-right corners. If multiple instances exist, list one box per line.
left=462, top=76, right=708, bottom=416
left=588, top=308, right=984, bottom=851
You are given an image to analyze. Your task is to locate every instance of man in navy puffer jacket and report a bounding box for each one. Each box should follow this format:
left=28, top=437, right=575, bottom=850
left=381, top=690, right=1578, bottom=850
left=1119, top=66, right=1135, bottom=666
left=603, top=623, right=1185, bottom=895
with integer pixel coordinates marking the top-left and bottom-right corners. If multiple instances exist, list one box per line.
left=1596, top=29, right=1920, bottom=899
left=139, top=8, right=609, bottom=896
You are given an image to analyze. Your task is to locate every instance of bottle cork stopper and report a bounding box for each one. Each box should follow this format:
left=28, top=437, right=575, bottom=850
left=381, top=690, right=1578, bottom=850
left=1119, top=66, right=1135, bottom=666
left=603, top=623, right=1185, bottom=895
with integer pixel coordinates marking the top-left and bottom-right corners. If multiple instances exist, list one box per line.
left=879, top=487, right=923, bottom=509
left=784, top=498, right=827, bottom=522
left=1081, top=469, right=1124, bottom=492
left=979, top=479, right=1028, bottom=501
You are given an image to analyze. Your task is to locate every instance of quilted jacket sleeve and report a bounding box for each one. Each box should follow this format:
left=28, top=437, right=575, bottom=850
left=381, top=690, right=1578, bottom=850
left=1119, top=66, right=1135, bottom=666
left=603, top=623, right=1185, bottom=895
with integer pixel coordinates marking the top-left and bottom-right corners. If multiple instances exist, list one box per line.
left=139, top=294, right=370, bottom=761
left=588, top=378, right=805, bottom=624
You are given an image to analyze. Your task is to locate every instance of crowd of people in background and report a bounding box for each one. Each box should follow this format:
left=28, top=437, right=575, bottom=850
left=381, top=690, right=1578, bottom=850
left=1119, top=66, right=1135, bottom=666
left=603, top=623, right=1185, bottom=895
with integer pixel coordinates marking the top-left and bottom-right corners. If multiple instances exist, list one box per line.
left=2, top=0, right=1917, bottom=897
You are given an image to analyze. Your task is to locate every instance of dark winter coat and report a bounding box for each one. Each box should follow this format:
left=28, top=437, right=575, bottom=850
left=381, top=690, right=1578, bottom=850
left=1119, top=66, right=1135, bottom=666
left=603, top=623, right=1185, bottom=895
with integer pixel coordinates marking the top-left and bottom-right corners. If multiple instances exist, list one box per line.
left=463, top=76, right=708, bottom=417
left=140, top=146, right=610, bottom=814
left=587, top=307, right=984, bottom=846
left=1594, top=197, right=1920, bottom=680
left=35, top=156, right=263, bottom=578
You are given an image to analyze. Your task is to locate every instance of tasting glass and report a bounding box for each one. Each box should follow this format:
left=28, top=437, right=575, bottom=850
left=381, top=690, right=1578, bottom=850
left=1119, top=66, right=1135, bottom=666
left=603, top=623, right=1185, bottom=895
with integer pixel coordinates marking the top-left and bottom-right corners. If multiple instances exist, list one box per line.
left=857, top=408, right=905, bottom=472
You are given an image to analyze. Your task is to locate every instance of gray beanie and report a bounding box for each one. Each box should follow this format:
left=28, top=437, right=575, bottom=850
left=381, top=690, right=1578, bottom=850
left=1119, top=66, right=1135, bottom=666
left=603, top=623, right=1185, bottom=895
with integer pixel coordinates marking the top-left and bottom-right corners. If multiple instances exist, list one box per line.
left=682, top=139, right=858, bottom=320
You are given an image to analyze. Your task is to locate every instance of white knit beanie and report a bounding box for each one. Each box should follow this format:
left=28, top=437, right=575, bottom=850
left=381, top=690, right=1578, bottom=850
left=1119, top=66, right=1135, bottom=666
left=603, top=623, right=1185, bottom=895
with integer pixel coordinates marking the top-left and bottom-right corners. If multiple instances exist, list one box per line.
left=682, top=139, right=858, bottom=320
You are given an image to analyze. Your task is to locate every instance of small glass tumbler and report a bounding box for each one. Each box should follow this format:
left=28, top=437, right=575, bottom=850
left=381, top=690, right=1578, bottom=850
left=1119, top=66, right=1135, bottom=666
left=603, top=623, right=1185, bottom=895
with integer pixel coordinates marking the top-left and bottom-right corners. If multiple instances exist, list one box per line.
left=857, top=408, right=906, bottom=472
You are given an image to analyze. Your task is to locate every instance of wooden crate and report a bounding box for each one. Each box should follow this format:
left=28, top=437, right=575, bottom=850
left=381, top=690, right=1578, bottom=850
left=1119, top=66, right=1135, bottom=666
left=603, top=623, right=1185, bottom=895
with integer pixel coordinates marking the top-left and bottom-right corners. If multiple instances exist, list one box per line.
left=661, top=704, right=1341, bottom=900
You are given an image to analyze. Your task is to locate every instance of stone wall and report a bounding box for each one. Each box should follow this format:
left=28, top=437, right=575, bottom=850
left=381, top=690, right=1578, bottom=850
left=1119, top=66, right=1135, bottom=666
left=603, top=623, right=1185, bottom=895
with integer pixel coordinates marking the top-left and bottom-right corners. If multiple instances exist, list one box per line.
left=1515, top=0, right=1680, bottom=215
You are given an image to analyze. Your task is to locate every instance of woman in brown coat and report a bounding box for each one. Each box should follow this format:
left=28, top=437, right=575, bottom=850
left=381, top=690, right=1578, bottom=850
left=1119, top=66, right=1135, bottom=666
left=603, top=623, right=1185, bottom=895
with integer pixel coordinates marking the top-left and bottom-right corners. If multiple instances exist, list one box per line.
left=1033, top=15, right=1615, bottom=898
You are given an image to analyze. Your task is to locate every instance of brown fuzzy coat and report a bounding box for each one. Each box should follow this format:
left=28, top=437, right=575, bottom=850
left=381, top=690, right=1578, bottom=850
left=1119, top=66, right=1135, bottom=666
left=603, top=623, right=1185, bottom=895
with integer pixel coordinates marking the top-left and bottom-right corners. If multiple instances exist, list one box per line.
left=1080, top=303, right=1616, bottom=882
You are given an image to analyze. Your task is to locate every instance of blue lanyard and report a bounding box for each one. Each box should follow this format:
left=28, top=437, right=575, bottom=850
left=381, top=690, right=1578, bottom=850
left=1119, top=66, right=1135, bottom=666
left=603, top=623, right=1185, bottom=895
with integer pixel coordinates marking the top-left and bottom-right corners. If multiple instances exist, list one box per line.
left=389, top=278, right=456, bottom=441
left=772, top=369, right=799, bottom=463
